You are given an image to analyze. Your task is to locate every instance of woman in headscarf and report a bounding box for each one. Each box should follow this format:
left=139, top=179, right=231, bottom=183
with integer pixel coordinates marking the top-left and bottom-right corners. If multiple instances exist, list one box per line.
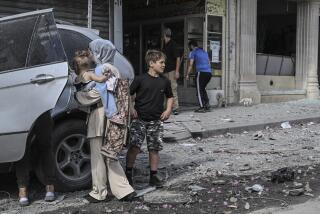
left=83, top=39, right=136, bottom=202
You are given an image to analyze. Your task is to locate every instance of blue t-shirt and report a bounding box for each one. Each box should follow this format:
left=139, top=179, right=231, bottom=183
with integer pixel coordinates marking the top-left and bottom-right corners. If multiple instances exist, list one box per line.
left=189, top=48, right=211, bottom=73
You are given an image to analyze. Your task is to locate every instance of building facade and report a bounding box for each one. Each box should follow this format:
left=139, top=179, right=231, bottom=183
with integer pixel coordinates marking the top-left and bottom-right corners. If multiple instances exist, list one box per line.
left=0, top=0, right=110, bottom=38
left=1, top=0, right=319, bottom=105
left=123, top=0, right=320, bottom=105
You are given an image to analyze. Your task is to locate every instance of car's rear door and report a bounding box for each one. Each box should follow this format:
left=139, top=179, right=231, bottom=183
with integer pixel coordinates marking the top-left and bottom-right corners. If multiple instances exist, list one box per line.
left=0, top=9, right=68, bottom=162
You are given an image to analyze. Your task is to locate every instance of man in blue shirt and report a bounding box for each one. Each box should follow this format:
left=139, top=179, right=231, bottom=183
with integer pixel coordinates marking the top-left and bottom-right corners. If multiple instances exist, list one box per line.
left=186, top=40, right=212, bottom=113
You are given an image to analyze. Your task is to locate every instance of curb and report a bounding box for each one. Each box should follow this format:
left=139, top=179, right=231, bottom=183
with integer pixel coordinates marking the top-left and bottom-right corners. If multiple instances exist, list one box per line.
left=187, top=116, right=320, bottom=139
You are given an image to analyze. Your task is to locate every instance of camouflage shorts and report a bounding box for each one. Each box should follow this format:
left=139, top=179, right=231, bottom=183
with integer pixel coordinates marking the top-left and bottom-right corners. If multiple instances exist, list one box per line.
left=129, top=119, right=163, bottom=151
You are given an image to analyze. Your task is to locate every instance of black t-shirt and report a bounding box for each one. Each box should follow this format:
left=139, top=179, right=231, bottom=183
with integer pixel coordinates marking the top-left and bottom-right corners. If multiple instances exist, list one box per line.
left=130, top=73, right=173, bottom=121
left=162, top=39, right=180, bottom=73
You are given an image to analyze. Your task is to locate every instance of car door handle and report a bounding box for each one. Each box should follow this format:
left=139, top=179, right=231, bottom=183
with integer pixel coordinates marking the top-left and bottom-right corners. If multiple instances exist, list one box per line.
left=30, top=74, right=55, bottom=84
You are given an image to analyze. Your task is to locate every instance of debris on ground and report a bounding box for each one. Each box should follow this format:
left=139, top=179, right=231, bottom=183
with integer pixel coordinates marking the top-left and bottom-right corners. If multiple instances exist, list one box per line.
left=244, top=202, right=250, bottom=210
left=245, top=184, right=264, bottom=194
left=288, top=188, right=304, bottom=196
left=136, top=186, right=156, bottom=197
left=212, top=180, right=226, bottom=185
left=281, top=121, right=292, bottom=129
left=271, top=167, right=295, bottom=183
left=188, top=185, right=206, bottom=192
left=253, top=131, right=264, bottom=140
left=268, top=135, right=276, bottom=140
left=180, top=143, right=196, bottom=147
left=229, top=197, right=238, bottom=203
left=135, top=204, right=150, bottom=211
left=305, top=182, right=312, bottom=192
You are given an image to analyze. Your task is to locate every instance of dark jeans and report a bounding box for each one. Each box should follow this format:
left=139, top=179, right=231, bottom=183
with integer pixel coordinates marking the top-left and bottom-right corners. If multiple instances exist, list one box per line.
left=195, top=72, right=212, bottom=108
left=15, top=112, right=55, bottom=188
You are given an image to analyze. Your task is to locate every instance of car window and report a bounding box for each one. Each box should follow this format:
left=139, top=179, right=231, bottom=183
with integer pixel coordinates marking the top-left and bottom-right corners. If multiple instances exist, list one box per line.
left=58, top=29, right=91, bottom=67
left=27, top=14, right=66, bottom=67
left=0, top=16, right=37, bottom=72
left=0, top=13, right=66, bottom=73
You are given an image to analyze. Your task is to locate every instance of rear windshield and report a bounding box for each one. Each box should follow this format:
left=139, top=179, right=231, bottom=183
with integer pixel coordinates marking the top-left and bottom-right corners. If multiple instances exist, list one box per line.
left=0, top=12, right=66, bottom=73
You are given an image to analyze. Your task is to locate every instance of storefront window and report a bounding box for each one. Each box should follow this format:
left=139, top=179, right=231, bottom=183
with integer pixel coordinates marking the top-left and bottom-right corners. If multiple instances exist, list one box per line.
left=207, top=15, right=223, bottom=87
left=257, top=0, right=296, bottom=76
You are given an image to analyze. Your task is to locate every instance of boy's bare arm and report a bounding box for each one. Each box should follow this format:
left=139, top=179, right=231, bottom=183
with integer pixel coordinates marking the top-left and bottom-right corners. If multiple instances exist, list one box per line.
left=88, top=72, right=108, bottom=83
left=160, top=97, right=173, bottom=121
left=130, top=95, right=138, bottom=118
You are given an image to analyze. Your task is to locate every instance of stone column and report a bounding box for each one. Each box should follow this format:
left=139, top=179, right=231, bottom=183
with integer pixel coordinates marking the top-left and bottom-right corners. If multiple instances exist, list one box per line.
left=238, top=0, right=261, bottom=103
left=296, top=0, right=319, bottom=99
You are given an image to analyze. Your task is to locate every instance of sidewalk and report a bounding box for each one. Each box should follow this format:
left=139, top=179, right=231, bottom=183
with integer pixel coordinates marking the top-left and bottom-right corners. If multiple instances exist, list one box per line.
left=251, top=197, right=320, bottom=214
left=164, top=99, right=320, bottom=142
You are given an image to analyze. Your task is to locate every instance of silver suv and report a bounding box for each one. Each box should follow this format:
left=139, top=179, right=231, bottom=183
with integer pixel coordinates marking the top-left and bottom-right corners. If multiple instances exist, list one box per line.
left=0, top=9, right=134, bottom=191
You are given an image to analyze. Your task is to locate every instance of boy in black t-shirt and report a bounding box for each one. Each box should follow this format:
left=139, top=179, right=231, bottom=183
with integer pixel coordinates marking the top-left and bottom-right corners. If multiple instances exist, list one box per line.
left=126, top=50, right=173, bottom=188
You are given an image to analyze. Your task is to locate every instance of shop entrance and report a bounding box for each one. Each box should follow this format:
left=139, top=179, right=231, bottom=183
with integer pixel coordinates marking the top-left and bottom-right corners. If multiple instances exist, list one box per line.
left=123, top=15, right=224, bottom=106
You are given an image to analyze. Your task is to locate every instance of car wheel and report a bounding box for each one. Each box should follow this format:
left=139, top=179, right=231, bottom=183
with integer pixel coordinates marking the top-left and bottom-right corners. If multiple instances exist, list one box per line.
left=36, top=119, right=91, bottom=192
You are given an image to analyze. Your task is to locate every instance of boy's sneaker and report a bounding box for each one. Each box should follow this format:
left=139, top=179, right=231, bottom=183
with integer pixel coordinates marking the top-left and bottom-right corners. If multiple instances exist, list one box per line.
left=194, top=107, right=206, bottom=113
left=149, top=174, right=164, bottom=188
left=204, top=105, right=211, bottom=111
left=172, top=109, right=179, bottom=115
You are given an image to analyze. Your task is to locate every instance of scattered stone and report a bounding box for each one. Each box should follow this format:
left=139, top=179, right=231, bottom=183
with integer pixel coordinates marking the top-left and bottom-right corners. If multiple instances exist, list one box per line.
left=135, top=204, right=150, bottom=211
left=198, top=147, right=204, bottom=152
left=305, top=182, right=312, bottom=192
left=269, top=136, right=276, bottom=140
left=240, top=166, right=252, bottom=171
left=304, top=193, right=314, bottom=197
left=245, top=184, right=264, bottom=193
left=180, top=143, right=196, bottom=147
left=253, top=131, right=263, bottom=140
left=243, top=131, right=249, bottom=134
left=271, top=167, right=295, bottom=183
left=281, top=122, right=292, bottom=129
left=292, top=182, right=303, bottom=188
left=190, top=191, right=198, bottom=196
left=189, top=185, right=206, bottom=192
left=225, top=132, right=233, bottom=138
left=216, top=171, right=223, bottom=177
left=307, top=122, right=315, bottom=125
left=307, top=166, right=315, bottom=171
left=289, top=188, right=304, bottom=196
left=105, top=208, right=113, bottom=213
left=297, top=169, right=302, bottom=174
left=229, top=197, right=238, bottom=203
left=245, top=202, right=250, bottom=210
left=212, top=180, right=226, bottom=185
left=308, top=156, right=314, bottom=161
left=302, top=146, right=314, bottom=150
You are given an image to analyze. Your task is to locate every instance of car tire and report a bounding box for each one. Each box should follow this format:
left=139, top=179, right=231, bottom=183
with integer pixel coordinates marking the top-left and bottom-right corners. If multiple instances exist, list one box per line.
left=35, top=119, right=91, bottom=192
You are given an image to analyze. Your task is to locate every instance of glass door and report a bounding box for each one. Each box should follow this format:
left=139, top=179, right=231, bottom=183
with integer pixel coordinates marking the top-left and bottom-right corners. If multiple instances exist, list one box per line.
left=207, top=15, right=223, bottom=90
left=186, top=16, right=204, bottom=88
